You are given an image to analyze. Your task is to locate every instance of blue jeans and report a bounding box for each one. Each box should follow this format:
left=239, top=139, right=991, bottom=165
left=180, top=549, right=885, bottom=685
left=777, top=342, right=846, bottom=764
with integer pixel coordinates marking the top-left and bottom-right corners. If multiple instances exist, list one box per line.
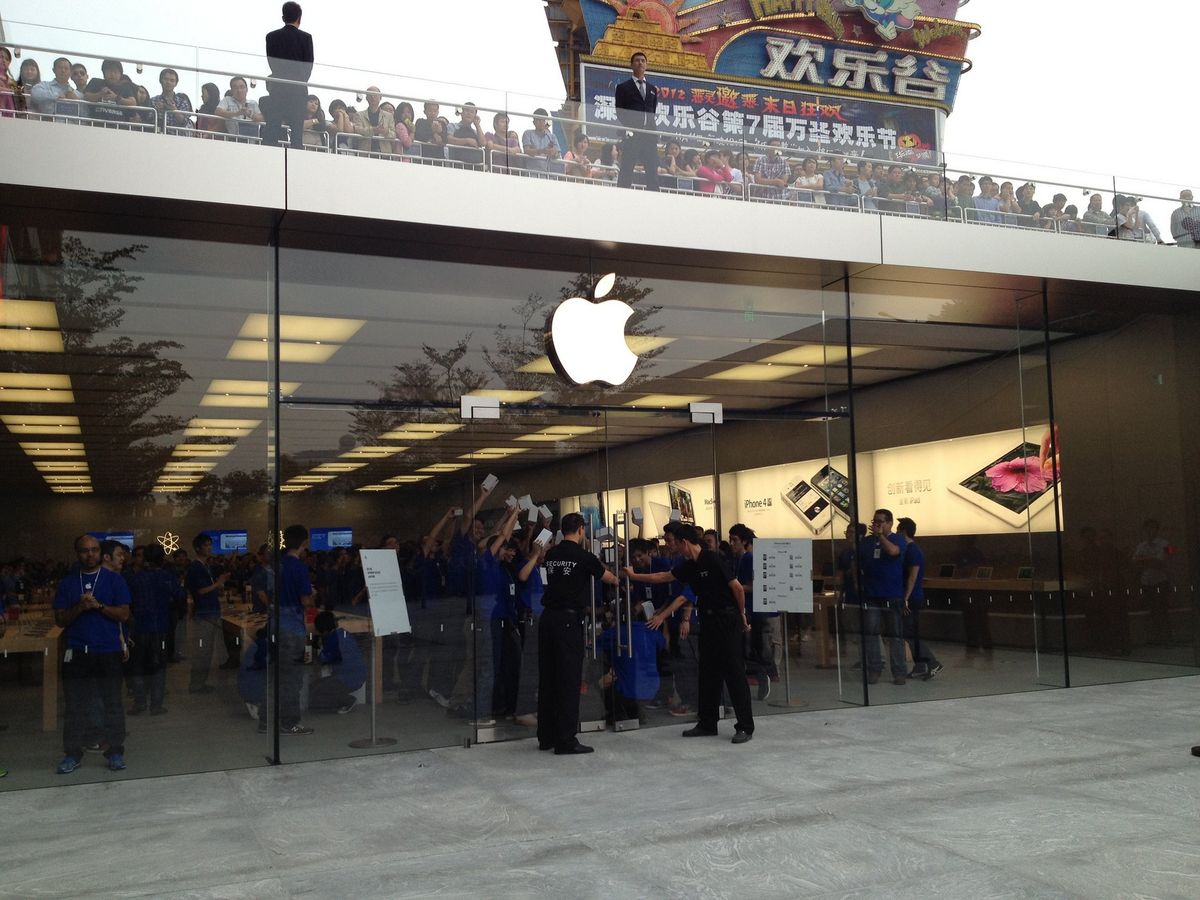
left=862, top=598, right=907, bottom=677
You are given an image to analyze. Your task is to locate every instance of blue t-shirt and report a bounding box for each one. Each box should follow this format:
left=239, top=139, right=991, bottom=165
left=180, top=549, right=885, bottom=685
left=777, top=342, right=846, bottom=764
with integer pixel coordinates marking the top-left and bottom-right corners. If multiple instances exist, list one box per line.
left=277, top=554, right=311, bottom=635
left=651, top=553, right=696, bottom=616
left=53, top=566, right=131, bottom=653
left=447, top=532, right=476, bottom=597
left=128, top=567, right=181, bottom=634
left=483, top=551, right=520, bottom=620
left=858, top=533, right=908, bottom=600
left=186, top=559, right=221, bottom=620
left=249, top=564, right=274, bottom=614
left=903, top=540, right=926, bottom=605
left=517, top=558, right=543, bottom=615
left=318, top=627, right=366, bottom=691
left=598, top=622, right=665, bottom=701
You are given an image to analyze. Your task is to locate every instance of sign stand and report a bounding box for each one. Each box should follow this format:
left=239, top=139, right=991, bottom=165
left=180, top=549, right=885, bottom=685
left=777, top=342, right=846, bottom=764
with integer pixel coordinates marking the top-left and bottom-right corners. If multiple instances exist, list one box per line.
left=755, top=539, right=813, bottom=709
left=349, top=549, right=412, bottom=750
left=349, top=635, right=396, bottom=749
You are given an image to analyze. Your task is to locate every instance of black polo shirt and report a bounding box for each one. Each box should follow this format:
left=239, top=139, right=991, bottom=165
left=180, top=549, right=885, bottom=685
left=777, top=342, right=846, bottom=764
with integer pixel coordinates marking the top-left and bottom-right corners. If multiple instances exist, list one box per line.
left=672, top=549, right=738, bottom=613
left=541, top=539, right=606, bottom=612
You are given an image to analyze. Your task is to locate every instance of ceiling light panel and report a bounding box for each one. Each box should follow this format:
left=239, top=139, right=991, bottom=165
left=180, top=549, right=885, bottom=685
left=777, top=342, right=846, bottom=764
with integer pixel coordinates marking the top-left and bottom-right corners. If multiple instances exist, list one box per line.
left=0, top=331, right=64, bottom=353
left=34, top=461, right=89, bottom=471
left=238, top=313, right=366, bottom=343
left=1, top=414, right=81, bottom=434
left=0, top=299, right=60, bottom=328
left=416, top=463, right=469, bottom=473
left=379, top=423, right=464, bottom=440
left=339, top=446, right=407, bottom=459
left=226, top=341, right=341, bottom=364
left=382, top=475, right=432, bottom=483
left=759, top=345, right=880, bottom=366
left=705, top=363, right=807, bottom=381
left=624, top=394, right=709, bottom=408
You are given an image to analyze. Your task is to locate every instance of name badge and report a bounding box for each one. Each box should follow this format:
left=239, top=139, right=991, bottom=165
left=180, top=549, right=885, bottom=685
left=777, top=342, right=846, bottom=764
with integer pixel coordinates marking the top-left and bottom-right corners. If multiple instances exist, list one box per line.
left=509, top=584, right=516, bottom=596
left=873, top=547, right=881, bottom=559
left=645, top=586, right=653, bottom=599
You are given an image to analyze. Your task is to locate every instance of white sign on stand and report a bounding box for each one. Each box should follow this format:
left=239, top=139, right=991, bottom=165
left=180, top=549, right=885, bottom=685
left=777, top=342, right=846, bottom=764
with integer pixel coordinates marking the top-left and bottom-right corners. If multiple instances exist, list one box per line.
left=359, top=549, right=411, bottom=636
left=756, top=539, right=813, bottom=613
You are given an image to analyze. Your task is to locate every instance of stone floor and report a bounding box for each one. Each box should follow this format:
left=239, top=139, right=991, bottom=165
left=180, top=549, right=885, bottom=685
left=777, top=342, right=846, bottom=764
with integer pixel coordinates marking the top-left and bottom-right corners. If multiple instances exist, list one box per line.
left=1, top=676, right=1197, bottom=898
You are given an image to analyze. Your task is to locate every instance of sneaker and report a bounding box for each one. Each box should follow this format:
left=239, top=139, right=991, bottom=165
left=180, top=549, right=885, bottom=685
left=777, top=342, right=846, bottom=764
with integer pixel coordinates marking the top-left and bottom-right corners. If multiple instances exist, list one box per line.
left=922, top=663, right=945, bottom=681
left=280, top=723, right=314, bottom=736
left=336, top=697, right=358, bottom=715
left=514, top=713, right=538, bottom=727
left=56, top=755, right=80, bottom=775
left=643, top=699, right=667, bottom=710
left=731, top=729, right=753, bottom=744
left=892, top=676, right=906, bottom=685
left=756, top=677, right=771, bottom=701
left=681, top=725, right=719, bottom=737
left=667, top=704, right=693, bottom=718
left=83, top=742, right=102, bottom=754
left=429, top=689, right=450, bottom=709
left=0, top=766, right=7, bottom=778
left=908, top=667, right=928, bottom=679
left=107, top=753, right=127, bottom=772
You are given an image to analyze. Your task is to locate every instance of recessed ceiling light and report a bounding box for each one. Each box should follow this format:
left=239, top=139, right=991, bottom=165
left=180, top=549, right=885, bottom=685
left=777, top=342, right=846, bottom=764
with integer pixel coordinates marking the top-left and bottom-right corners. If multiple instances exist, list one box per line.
left=311, top=462, right=366, bottom=473
left=206, top=379, right=302, bottom=396
left=19, top=442, right=86, bottom=456
left=471, top=390, right=545, bottom=403
left=1, top=414, right=81, bottom=434
left=0, top=299, right=60, bottom=329
left=382, top=475, right=432, bottom=483
left=623, top=394, right=709, bottom=408
left=226, top=340, right=341, bottom=364
left=759, top=345, right=880, bottom=366
left=379, top=423, right=464, bottom=440
left=237, top=313, right=366, bottom=343
left=515, top=425, right=601, bottom=442
left=458, top=447, right=531, bottom=460
left=416, top=463, right=469, bottom=473
left=0, top=331, right=64, bottom=353
left=34, top=461, right=90, bottom=472
left=355, top=484, right=398, bottom=492
left=289, top=475, right=337, bottom=483
left=705, top=363, right=806, bottom=382
left=163, top=461, right=217, bottom=471
left=339, top=446, right=408, bottom=459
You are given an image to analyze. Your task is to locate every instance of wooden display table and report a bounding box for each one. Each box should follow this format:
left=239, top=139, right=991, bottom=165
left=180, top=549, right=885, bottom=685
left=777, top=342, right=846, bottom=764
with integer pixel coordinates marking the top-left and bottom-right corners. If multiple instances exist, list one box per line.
left=0, top=614, right=63, bottom=732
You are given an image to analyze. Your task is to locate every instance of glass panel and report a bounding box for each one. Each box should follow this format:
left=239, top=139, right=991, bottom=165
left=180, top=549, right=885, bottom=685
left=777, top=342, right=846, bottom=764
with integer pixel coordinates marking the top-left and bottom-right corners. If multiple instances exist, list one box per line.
left=1046, top=284, right=1200, bottom=684
left=845, top=268, right=1066, bottom=704
left=0, top=222, right=273, bottom=788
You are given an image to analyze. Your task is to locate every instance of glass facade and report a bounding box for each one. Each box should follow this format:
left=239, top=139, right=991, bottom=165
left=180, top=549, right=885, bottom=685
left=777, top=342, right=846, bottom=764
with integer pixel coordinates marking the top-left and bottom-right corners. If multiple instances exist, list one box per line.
left=1, top=202, right=1197, bottom=789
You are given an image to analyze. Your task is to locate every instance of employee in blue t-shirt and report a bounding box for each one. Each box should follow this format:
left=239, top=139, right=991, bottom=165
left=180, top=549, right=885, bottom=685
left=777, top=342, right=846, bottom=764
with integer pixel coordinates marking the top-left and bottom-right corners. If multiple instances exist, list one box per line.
left=310, top=611, right=366, bottom=713
left=126, top=544, right=183, bottom=715
left=898, top=517, right=943, bottom=680
left=53, top=534, right=132, bottom=774
left=597, top=604, right=665, bottom=724
left=185, top=533, right=231, bottom=694
left=264, top=524, right=316, bottom=736
left=858, top=509, right=909, bottom=686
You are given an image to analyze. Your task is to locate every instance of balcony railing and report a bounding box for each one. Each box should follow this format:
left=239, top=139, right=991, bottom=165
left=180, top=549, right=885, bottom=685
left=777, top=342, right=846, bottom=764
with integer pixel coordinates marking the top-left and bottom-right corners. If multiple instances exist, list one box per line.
left=1, top=33, right=1195, bottom=249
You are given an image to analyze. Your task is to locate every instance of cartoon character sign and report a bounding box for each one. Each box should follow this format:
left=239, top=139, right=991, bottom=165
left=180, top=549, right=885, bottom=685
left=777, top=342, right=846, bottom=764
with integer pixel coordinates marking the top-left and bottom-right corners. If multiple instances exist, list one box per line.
left=846, top=0, right=922, bottom=42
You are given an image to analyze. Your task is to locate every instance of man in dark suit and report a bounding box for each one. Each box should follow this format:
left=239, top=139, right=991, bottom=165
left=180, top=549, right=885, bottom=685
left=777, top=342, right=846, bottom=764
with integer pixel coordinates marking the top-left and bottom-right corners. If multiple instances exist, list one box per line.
left=614, top=51, right=659, bottom=191
left=264, top=1, right=313, bottom=149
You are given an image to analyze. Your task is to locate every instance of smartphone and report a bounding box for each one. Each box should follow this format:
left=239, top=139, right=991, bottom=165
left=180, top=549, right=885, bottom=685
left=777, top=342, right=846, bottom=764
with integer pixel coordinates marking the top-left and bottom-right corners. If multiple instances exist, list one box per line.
left=781, top=478, right=831, bottom=532
left=810, top=464, right=852, bottom=516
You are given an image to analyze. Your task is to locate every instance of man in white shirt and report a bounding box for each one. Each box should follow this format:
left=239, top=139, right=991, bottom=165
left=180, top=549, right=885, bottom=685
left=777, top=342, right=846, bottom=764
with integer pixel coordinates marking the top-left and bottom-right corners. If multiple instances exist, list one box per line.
left=1170, top=190, right=1199, bottom=248
left=31, top=57, right=80, bottom=114
left=216, top=76, right=263, bottom=135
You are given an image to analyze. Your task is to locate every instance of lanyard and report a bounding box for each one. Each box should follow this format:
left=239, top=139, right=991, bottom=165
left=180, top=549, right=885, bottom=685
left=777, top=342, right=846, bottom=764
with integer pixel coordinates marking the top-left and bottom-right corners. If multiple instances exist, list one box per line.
left=79, top=567, right=102, bottom=601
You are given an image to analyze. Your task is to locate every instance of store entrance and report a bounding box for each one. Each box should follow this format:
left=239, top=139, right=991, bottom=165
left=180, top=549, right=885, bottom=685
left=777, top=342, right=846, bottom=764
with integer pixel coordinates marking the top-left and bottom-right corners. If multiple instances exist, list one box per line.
left=460, top=403, right=715, bottom=745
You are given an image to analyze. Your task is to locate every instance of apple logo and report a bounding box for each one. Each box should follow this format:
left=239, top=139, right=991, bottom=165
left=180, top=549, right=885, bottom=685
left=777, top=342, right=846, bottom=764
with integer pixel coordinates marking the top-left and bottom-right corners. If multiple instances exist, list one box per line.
left=545, top=272, right=638, bottom=386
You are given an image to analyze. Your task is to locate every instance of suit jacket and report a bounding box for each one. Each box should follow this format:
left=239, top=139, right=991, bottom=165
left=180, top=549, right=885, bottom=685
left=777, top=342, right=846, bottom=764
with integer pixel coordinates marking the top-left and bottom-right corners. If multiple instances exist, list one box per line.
left=265, top=24, right=314, bottom=92
left=614, top=77, right=657, bottom=132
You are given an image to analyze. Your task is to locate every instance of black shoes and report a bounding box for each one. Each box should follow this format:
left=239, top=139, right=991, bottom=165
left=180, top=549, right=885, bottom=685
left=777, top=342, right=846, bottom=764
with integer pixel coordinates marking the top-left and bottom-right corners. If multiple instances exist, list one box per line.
left=553, top=742, right=594, bottom=755
left=538, top=741, right=554, bottom=751
left=1191, top=745, right=1200, bottom=758
left=682, top=725, right=719, bottom=737
left=731, top=730, right=753, bottom=744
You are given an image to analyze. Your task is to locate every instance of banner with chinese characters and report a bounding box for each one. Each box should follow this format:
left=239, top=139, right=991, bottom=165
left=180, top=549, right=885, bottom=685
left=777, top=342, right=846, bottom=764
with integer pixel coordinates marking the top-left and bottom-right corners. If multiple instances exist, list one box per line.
left=581, top=62, right=939, bottom=158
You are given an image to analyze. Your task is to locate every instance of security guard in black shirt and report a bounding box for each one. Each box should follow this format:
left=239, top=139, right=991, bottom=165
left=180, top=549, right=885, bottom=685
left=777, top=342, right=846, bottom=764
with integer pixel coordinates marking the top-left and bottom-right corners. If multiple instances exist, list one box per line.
left=537, top=512, right=619, bottom=755
left=626, top=522, right=755, bottom=743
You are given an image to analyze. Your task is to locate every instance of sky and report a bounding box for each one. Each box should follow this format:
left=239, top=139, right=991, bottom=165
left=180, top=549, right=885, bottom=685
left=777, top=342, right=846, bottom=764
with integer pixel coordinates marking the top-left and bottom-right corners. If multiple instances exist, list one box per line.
left=2, top=1, right=1197, bottom=199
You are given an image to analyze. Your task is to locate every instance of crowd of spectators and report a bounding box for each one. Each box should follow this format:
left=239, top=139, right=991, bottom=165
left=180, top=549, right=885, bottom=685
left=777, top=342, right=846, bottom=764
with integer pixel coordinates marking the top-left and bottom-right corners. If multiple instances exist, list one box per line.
left=3, top=49, right=1197, bottom=245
